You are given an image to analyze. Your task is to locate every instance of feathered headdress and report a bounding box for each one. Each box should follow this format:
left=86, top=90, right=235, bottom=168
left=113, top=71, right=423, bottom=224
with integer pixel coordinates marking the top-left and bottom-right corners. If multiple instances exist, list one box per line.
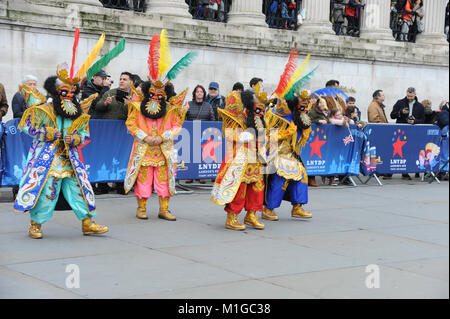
left=147, top=29, right=198, bottom=91
left=86, top=38, right=126, bottom=81
left=56, top=28, right=106, bottom=86
left=271, top=49, right=318, bottom=102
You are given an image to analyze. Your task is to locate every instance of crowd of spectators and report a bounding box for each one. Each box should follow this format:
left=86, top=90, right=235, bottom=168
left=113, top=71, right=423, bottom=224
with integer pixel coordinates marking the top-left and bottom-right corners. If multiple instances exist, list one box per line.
left=1, top=71, right=449, bottom=192
left=390, top=0, right=425, bottom=43
left=186, top=0, right=230, bottom=23
left=330, top=0, right=364, bottom=37
left=264, top=0, right=300, bottom=30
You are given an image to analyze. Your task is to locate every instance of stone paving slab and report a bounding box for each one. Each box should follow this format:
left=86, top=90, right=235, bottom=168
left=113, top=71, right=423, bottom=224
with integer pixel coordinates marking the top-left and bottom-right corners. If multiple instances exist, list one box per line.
left=262, top=265, right=449, bottom=299
left=0, top=179, right=448, bottom=299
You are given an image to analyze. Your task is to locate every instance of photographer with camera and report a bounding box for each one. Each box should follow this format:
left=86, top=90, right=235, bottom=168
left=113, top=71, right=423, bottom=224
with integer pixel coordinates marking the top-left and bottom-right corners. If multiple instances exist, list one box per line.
left=390, top=87, right=425, bottom=180
left=95, top=71, right=132, bottom=120
left=390, top=87, right=425, bottom=125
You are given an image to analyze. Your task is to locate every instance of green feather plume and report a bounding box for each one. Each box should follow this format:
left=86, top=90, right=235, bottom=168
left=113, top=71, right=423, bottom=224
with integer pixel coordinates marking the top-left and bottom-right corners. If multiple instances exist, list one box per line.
left=166, top=51, right=198, bottom=81
left=284, top=66, right=319, bottom=100
left=87, top=38, right=126, bottom=81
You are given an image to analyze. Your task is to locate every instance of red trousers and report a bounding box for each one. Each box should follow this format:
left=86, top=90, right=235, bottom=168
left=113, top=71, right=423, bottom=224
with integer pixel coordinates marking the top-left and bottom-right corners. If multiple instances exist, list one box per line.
left=224, top=181, right=264, bottom=215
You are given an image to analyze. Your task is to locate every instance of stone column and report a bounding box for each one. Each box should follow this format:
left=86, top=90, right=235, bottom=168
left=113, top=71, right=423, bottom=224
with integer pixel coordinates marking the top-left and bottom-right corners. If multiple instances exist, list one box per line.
left=147, top=0, right=191, bottom=18
left=227, top=0, right=266, bottom=27
left=300, top=0, right=333, bottom=34
left=64, top=0, right=102, bottom=29
left=360, top=0, right=392, bottom=40
left=416, top=0, right=447, bottom=45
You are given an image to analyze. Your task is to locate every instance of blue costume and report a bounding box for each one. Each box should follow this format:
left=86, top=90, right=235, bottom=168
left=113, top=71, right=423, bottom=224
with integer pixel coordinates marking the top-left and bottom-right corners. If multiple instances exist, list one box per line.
left=263, top=94, right=313, bottom=220
left=13, top=29, right=108, bottom=239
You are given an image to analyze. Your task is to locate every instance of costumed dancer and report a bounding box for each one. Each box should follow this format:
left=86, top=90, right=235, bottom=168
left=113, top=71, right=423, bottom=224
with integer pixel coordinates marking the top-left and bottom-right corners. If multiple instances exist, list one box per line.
left=263, top=50, right=318, bottom=221
left=124, top=29, right=196, bottom=221
left=13, top=29, right=108, bottom=238
left=210, top=86, right=269, bottom=231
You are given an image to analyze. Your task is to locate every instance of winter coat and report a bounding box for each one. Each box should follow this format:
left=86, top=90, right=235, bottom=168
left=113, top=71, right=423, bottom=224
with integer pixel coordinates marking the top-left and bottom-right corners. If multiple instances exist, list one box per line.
left=12, top=92, right=27, bottom=119
left=308, top=106, right=330, bottom=124
left=206, top=94, right=225, bottom=121
left=390, top=96, right=425, bottom=124
left=82, top=80, right=109, bottom=118
left=187, top=100, right=215, bottom=121
left=95, top=88, right=130, bottom=120
left=0, top=83, right=9, bottom=120
left=368, top=99, right=388, bottom=123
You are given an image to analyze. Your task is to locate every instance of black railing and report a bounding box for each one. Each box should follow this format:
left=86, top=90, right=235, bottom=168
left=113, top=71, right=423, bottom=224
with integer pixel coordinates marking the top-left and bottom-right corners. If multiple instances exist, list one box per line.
left=263, top=0, right=301, bottom=31
left=99, top=0, right=146, bottom=12
left=185, top=0, right=231, bottom=23
left=329, top=0, right=363, bottom=37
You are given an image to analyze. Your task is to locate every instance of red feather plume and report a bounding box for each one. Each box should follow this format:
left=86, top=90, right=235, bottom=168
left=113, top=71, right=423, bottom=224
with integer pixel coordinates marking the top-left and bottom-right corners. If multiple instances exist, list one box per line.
left=274, top=48, right=299, bottom=98
left=148, top=35, right=160, bottom=81
left=70, top=28, right=80, bottom=82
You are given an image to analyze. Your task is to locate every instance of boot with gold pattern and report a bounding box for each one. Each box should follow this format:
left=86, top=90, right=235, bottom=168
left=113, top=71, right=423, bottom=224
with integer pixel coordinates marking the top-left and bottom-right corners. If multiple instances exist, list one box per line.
left=261, top=207, right=279, bottom=221
left=225, top=212, right=246, bottom=231
left=158, top=196, right=176, bottom=221
left=29, top=220, right=43, bottom=239
left=291, top=204, right=312, bottom=218
left=82, top=216, right=109, bottom=235
left=244, top=211, right=265, bottom=230
left=136, top=197, right=149, bottom=219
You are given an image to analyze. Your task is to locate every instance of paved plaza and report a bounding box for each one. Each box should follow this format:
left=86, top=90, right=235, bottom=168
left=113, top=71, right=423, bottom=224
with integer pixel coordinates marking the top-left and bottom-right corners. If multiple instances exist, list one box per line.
left=0, top=176, right=448, bottom=299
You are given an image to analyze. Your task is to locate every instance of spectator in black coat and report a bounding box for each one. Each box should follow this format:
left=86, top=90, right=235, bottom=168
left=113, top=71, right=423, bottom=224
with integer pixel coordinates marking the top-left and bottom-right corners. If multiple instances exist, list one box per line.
left=206, top=81, right=225, bottom=121
left=436, top=101, right=449, bottom=129
left=12, top=75, right=38, bottom=119
left=390, top=87, right=425, bottom=124
left=187, top=84, right=215, bottom=121
left=81, top=69, right=110, bottom=118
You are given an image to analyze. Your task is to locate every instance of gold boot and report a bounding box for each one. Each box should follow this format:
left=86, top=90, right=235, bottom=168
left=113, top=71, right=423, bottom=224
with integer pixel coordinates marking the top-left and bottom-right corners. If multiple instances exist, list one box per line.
left=291, top=204, right=312, bottom=218
left=158, top=196, right=176, bottom=221
left=28, top=220, right=43, bottom=239
left=261, top=207, right=279, bottom=221
left=136, top=198, right=148, bottom=220
left=225, top=212, right=246, bottom=231
left=82, top=217, right=109, bottom=235
left=244, top=211, right=265, bottom=230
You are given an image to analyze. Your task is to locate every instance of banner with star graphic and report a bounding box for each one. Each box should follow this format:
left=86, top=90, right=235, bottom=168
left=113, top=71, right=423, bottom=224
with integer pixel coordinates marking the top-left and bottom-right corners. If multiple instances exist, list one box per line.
left=0, top=119, right=225, bottom=186
left=362, top=124, right=442, bottom=175
left=299, top=124, right=366, bottom=176
left=1, top=120, right=446, bottom=186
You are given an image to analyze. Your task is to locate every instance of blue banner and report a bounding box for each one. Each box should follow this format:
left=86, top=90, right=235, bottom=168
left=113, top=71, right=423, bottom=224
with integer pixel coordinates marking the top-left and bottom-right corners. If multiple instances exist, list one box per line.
left=300, top=124, right=366, bottom=176
left=361, top=124, right=442, bottom=175
left=1, top=119, right=447, bottom=186
left=440, top=125, right=449, bottom=172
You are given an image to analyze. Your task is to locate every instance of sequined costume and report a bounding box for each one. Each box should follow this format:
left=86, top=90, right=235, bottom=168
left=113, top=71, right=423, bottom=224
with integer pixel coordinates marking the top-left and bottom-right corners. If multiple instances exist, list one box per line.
left=211, top=89, right=267, bottom=230
left=123, top=29, right=196, bottom=221
left=13, top=29, right=108, bottom=238
left=262, top=50, right=317, bottom=221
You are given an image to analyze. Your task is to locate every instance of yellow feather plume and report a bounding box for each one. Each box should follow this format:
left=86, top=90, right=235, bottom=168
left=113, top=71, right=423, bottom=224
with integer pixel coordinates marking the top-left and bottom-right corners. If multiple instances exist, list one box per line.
left=158, top=29, right=171, bottom=77
left=74, top=33, right=106, bottom=80
left=282, top=54, right=311, bottom=97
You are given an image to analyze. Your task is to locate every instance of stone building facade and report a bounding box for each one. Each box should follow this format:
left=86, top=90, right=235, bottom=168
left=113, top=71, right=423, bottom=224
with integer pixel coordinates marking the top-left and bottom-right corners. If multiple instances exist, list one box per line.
left=0, top=0, right=448, bottom=121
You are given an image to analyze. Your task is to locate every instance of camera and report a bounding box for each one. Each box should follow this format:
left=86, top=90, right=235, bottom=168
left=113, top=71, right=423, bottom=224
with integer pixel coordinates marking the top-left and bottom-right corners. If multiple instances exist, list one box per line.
left=407, top=115, right=415, bottom=122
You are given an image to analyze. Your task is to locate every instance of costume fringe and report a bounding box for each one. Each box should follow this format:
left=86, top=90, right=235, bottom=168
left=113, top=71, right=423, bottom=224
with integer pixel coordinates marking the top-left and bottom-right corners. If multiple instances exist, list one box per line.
left=69, top=113, right=90, bottom=135
left=18, top=104, right=57, bottom=130
left=80, top=93, right=98, bottom=114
